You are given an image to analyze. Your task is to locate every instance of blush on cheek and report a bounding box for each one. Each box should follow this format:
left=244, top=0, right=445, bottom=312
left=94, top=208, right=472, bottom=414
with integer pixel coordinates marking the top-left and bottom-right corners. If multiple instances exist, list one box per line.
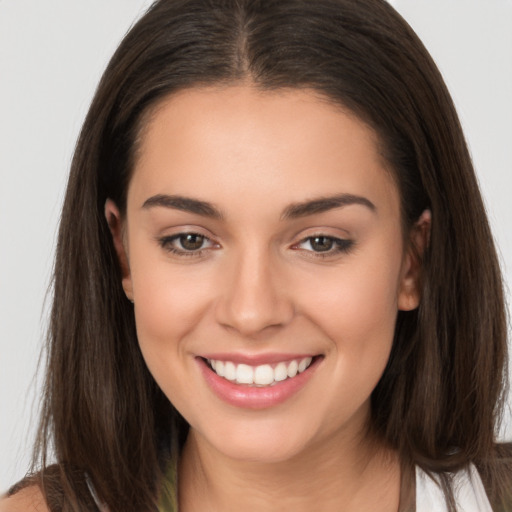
left=135, top=297, right=200, bottom=350
left=305, top=269, right=399, bottom=374
left=131, top=257, right=211, bottom=335
left=311, top=280, right=397, bottom=329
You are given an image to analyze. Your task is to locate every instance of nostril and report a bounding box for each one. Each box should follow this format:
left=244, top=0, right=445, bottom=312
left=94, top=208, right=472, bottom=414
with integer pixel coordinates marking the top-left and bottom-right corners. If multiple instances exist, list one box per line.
left=215, top=294, right=295, bottom=336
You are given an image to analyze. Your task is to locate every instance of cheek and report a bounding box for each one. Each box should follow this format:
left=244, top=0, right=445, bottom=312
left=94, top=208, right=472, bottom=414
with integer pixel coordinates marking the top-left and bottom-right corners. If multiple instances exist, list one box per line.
left=128, top=250, right=216, bottom=364
left=128, top=257, right=219, bottom=414
left=296, top=238, right=404, bottom=395
left=296, top=256, right=401, bottom=425
left=304, top=254, right=402, bottom=342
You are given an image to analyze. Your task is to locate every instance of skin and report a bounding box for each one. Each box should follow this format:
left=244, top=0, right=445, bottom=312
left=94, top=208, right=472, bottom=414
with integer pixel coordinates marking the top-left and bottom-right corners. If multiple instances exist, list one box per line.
left=105, top=85, right=430, bottom=511
left=1, top=86, right=430, bottom=511
left=0, top=488, right=47, bottom=512
left=0, top=86, right=429, bottom=512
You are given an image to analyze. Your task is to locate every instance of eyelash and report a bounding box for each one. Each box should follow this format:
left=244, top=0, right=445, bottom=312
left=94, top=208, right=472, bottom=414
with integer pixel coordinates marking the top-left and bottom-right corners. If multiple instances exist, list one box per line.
left=158, top=233, right=354, bottom=259
left=158, top=233, right=216, bottom=257
left=293, top=235, right=354, bottom=258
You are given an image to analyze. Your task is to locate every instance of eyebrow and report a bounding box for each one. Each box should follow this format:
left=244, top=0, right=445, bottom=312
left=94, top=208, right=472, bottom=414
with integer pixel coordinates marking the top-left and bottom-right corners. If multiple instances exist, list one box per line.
left=141, top=192, right=376, bottom=220
left=281, top=193, right=376, bottom=219
left=142, top=194, right=224, bottom=220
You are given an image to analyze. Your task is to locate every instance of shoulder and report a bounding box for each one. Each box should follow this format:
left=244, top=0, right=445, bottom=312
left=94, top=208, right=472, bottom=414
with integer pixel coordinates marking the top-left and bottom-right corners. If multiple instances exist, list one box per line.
left=0, top=486, right=49, bottom=512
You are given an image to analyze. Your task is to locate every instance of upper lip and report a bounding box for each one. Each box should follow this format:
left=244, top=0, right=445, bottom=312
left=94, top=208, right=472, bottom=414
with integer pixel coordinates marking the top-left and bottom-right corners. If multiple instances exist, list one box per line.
left=199, top=352, right=319, bottom=366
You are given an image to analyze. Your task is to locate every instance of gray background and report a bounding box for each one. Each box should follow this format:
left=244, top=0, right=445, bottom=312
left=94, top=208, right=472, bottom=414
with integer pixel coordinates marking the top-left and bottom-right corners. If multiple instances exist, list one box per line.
left=1, top=0, right=511, bottom=491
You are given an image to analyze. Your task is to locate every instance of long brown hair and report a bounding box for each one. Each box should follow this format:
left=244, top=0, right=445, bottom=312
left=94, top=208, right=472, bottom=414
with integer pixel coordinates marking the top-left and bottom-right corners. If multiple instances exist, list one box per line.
left=13, top=0, right=511, bottom=510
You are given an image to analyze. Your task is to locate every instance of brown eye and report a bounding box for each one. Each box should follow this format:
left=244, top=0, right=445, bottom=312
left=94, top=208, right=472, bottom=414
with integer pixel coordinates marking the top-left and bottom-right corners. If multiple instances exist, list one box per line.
left=309, top=236, right=334, bottom=252
left=159, top=232, right=216, bottom=256
left=179, top=233, right=205, bottom=251
left=293, top=235, right=354, bottom=257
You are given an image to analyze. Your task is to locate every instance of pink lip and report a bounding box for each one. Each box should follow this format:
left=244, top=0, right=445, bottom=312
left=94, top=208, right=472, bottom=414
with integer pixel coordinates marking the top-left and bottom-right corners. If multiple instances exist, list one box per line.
left=197, top=356, right=321, bottom=410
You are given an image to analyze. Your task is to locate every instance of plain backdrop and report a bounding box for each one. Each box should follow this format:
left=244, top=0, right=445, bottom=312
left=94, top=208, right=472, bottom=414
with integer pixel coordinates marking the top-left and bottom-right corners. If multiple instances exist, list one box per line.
left=1, top=0, right=511, bottom=492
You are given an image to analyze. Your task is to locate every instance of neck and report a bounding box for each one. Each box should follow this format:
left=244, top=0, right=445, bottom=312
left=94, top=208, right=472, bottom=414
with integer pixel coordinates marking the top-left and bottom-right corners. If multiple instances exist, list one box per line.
left=178, top=424, right=401, bottom=512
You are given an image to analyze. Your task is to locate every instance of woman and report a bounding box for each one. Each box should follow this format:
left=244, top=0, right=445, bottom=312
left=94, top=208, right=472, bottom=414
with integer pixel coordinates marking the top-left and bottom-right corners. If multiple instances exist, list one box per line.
left=2, top=0, right=511, bottom=510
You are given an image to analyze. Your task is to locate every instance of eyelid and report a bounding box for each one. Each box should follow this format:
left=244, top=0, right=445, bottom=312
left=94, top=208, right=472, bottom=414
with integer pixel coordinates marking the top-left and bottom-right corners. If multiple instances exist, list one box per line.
left=157, top=230, right=220, bottom=257
left=156, top=227, right=353, bottom=259
left=291, top=233, right=354, bottom=258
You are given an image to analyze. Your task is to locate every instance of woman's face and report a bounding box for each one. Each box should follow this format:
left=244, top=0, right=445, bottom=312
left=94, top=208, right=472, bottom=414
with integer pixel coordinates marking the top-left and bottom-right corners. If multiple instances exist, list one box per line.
left=110, top=86, right=423, bottom=463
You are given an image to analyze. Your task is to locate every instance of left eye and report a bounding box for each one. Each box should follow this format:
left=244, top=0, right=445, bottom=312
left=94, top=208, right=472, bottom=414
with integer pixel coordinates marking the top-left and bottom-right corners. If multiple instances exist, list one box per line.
left=295, top=235, right=353, bottom=254
left=159, top=233, right=215, bottom=254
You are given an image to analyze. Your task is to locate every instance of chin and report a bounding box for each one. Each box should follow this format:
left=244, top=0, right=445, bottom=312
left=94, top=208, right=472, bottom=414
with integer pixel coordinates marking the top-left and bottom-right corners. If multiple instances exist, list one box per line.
left=217, top=437, right=310, bottom=464
left=195, top=415, right=322, bottom=464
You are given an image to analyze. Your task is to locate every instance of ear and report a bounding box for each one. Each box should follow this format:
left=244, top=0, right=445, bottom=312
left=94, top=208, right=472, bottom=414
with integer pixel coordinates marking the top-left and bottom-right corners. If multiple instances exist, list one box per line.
left=397, top=209, right=431, bottom=311
left=105, top=199, right=133, bottom=302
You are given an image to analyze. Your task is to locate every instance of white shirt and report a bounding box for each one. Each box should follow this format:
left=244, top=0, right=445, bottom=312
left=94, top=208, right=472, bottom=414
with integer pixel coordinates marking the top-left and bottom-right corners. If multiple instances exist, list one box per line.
left=416, top=464, right=493, bottom=512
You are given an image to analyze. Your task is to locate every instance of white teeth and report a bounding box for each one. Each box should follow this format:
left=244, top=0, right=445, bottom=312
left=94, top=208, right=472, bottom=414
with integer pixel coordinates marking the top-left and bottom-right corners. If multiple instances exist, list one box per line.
left=274, top=362, right=288, bottom=382
left=254, top=364, right=274, bottom=386
left=215, top=360, right=225, bottom=377
left=236, top=364, right=254, bottom=384
left=224, top=361, right=236, bottom=381
left=208, top=357, right=314, bottom=387
left=287, top=360, right=298, bottom=378
left=298, top=357, right=312, bottom=373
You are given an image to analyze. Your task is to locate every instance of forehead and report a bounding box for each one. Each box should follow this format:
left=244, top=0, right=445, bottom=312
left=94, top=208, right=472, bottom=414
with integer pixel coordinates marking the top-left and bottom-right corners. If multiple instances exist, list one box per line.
left=128, top=85, right=399, bottom=219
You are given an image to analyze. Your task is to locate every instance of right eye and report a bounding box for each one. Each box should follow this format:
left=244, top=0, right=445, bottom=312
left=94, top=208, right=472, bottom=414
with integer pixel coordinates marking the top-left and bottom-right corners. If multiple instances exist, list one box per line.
left=158, top=232, right=216, bottom=257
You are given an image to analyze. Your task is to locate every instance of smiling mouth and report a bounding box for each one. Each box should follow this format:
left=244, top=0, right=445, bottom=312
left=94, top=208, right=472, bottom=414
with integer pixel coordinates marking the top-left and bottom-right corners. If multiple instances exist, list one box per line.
left=203, top=356, right=318, bottom=387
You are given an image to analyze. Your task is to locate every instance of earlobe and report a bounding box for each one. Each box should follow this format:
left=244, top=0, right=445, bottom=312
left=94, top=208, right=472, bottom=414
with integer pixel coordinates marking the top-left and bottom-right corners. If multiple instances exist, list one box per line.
left=398, top=209, right=431, bottom=311
left=105, top=199, right=133, bottom=301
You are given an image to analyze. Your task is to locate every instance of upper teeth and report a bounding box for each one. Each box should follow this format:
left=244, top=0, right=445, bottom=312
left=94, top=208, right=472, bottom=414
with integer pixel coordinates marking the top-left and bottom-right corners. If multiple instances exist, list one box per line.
left=208, top=357, right=313, bottom=386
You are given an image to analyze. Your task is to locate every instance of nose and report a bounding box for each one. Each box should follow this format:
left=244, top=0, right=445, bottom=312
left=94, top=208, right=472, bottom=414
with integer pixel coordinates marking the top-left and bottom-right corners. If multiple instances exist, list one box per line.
left=215, top=247, right=294, bottom=337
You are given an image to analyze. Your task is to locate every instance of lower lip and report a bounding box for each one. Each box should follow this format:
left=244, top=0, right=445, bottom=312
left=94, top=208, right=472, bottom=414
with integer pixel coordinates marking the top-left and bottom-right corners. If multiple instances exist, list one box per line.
left=197, top=357, right=321, bottom=410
